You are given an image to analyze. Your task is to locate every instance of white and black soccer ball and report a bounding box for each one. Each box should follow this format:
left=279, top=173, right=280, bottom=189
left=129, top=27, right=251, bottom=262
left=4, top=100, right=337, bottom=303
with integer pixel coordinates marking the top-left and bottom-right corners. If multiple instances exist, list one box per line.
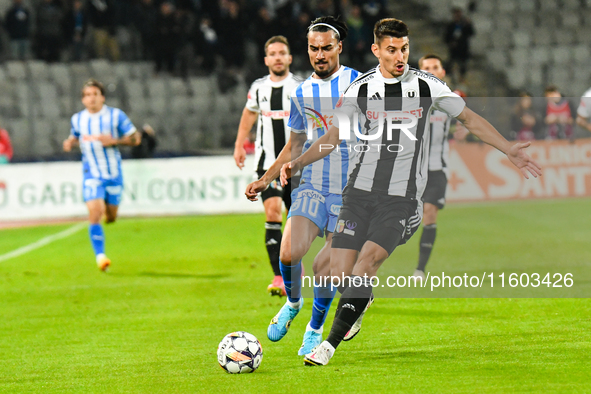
left=217, top=331, right=263, bottom=374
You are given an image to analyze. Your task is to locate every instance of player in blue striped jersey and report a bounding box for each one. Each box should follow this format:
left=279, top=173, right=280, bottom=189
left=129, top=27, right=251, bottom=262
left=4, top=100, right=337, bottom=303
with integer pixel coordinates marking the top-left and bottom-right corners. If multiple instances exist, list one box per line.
left=245, top=17, right=360, bottom=356
left=63, top=79, right=141, bottom=272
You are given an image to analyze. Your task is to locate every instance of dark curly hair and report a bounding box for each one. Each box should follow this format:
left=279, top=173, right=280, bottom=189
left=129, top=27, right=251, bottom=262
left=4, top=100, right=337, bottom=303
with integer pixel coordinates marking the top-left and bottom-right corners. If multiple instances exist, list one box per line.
left=307, top=16, right=348, bottom=41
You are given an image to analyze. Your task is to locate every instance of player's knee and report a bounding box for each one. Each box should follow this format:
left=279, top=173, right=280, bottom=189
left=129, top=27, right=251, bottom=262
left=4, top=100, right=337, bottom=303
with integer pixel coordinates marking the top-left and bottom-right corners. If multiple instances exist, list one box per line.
left=423, top=205, right=438, bottom=225
left=282, top=243, right=306, bottom=265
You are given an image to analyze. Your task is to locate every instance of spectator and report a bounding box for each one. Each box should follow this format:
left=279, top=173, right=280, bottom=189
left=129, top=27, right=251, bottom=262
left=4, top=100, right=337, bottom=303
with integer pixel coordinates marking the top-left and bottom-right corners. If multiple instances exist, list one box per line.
left=35, top=0, right=64, bottom=62
left=0, top=126, right=13, bottom=164
left=63, top=0, right=87, bottom=61
left=87, top=0, right=120, bottom=61
left=216, top=0, right=246, bottom=71
left=134, top=0, right=158, bottom=61
left=4, top=0, right=31, bottom=60
left=544, top=85, right=574, bottom=140
left=175, top=5, right=196, bottom=78
left=511, top=92, right=540, bottom=141
left=254, top=7, right=281, bottom=60
left=131, top=124, right=158, bottom=159
left=194, top=15, right=218, bottom=73
left=154, top=1, right=180, bottom=74
left=444, top=7, right=474, bottom=84
left=346, top=5, right=371, bottom=71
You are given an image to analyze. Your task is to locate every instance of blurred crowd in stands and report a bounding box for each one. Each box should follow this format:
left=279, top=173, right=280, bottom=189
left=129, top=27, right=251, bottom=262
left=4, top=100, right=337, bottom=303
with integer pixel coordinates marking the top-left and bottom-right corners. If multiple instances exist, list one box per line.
left=511, top=86, right=587, bottom=141
left=0, top=0, right=387, bottom=76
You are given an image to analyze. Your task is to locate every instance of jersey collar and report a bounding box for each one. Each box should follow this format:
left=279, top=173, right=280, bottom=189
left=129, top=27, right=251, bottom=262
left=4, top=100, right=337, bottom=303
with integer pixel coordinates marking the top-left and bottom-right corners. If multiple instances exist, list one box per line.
left=267, top=72, right=293, bottom=88
left=375, top=64, right=410, bottom=83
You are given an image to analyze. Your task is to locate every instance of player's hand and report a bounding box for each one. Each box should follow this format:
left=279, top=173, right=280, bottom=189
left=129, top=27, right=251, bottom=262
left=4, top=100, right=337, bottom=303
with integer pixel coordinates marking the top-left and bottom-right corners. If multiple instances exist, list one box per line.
left=507, top=141, right=542, bottom=179
left=454, top=123, right=469, bottom=141
left=280, top=160, right=301, bottom=187
left=95, top=134, right=118, bottom=146
left=63, top=138, right=72, bottom=152
left=234, top=146, right=246, bottom=170
left=245, top=180, right=268, bottom=201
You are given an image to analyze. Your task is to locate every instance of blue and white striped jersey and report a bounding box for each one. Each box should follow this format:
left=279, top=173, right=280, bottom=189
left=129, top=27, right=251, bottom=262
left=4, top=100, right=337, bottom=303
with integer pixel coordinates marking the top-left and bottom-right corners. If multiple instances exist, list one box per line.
left=71, top=105, right=136, bottom=180
left=288, top=65, right=360, bottom=194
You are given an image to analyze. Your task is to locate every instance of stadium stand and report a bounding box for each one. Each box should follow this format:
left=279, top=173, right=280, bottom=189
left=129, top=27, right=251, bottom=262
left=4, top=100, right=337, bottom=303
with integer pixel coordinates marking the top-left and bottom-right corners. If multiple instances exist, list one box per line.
left=1, top=0, right=590, bottom=162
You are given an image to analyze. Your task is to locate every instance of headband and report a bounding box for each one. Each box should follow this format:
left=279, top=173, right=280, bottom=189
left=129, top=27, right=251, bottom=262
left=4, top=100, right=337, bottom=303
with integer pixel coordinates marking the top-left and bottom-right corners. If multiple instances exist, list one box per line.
left=308, top=23, right=340, bottom=39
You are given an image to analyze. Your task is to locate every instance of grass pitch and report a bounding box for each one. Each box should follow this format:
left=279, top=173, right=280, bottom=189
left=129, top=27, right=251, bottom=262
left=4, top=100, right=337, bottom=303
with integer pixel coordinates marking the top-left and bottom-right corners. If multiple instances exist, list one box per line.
left=0, top=199, right=590, bottom=393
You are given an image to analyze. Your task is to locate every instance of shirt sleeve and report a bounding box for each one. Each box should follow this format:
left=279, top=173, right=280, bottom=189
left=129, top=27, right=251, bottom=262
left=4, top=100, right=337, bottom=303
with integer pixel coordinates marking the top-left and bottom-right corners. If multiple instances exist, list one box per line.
left=70, top=114, right=80, bottom=138
left=245, top=82, right=260, bottom=113
left=117, top=110, right=137, bottom=138
left=432, top=84, right=466, bottom=118
left=288, top=93, right=306, bottom=133
left=577, top=95, right=591, bottom=119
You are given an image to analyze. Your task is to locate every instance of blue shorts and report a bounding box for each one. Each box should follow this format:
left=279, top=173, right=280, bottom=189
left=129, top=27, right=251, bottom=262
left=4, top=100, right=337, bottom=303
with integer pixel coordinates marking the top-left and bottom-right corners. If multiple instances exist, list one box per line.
left=83, top=177, right=124, bottom=206
left=287, top=183, right=342, bottom=237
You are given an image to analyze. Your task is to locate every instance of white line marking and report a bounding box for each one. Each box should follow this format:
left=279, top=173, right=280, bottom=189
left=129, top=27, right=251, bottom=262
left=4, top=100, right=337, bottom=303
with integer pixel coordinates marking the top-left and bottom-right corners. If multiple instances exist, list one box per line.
left=0, top=222, right=86, bottom=263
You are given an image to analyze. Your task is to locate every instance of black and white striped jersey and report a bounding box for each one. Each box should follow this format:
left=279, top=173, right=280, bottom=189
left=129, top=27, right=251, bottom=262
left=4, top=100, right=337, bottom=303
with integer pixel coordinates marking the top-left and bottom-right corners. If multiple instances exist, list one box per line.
left=245, top=73, right=303, bottom=172
left=339, top=65, right=465, bottom=198
left=428, top=109, right=451, bottom=176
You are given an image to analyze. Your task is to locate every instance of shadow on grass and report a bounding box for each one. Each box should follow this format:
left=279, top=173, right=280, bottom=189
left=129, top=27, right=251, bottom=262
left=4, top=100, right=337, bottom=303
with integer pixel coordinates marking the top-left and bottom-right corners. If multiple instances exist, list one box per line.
left=111, top=271, right=231, bottom=280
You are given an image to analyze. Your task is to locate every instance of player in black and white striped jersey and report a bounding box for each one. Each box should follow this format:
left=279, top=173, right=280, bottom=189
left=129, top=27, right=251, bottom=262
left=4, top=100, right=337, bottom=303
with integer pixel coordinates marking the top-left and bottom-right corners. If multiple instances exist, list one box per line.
left=282, top=18, right=542, bottom=366
left=233, top=36, right=303, bottom=296
left=412, top=54, right=453, bottom=281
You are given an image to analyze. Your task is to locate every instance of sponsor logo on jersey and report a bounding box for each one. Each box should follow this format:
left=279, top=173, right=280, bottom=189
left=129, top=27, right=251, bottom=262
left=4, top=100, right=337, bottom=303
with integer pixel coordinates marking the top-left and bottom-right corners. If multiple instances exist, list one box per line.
left=261, top=110, right=290, bottom=119
left=365, top=108, right=424, bottom=120
left=330, top=204, right=341, bottom=216
left=296, top=188, right=326, bottom=203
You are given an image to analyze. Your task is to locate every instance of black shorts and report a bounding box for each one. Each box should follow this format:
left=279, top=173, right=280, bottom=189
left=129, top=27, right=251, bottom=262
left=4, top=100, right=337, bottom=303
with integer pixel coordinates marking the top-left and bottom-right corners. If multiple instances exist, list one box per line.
left=332, top=187, right=423, bottom=255
left=422, top=170, right=448, bottom=210
left=257, top=170, right=296, bottom=211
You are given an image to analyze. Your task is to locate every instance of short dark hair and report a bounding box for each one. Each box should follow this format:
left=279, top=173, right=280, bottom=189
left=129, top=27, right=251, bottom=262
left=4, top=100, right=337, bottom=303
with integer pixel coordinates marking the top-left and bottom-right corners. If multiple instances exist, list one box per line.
left=307, top=16, right=348, bottom=41
left=374, top=18, right=409, bottom=43
left=418, top=54, right=443, bottom=69
left=265, top=35, right=290, bottom=55
left=544, top=85, right=560, bottom=95
left=82, top=79, right=105, bottom=97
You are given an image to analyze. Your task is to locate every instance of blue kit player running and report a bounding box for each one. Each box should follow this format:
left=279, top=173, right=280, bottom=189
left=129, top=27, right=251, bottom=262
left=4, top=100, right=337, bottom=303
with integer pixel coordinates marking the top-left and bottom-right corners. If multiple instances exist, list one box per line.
left=245, top=17, right=359, bottom=355
left=63, top=79, right=141, bottom=271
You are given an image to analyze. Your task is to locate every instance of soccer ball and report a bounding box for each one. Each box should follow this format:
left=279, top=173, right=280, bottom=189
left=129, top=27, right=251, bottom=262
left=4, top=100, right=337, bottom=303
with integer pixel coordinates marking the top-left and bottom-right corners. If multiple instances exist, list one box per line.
left=217, top=331, right=263, bottom=374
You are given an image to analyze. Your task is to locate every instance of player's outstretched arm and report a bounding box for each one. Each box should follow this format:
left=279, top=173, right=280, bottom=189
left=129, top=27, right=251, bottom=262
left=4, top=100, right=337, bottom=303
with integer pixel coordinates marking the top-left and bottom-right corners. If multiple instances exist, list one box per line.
left=234, top=108, right=258, bottom=169
left=63, top=135, right=79, bottom=152
left=96, top=131, right=141, bottom=147
left=456, top=107, right=542, bottom=179
left=280, top=125, right=341, bottom=185
left=245, top=133, right=306, bottom=201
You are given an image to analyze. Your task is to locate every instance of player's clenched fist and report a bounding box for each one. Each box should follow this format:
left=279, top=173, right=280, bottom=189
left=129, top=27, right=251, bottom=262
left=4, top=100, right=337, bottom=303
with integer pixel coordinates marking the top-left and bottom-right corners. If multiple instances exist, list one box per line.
left=244, top=179, right=269, bottom=202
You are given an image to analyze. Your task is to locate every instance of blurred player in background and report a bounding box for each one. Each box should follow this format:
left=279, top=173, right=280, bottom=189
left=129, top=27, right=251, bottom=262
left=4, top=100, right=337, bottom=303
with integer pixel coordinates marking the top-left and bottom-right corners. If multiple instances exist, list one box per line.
left=576, top=86, right=591, bottom=134
left=63, top=79, right=140, bottom=271
left=233, top=36, right=303, bottom=296
left=245, top=17, right=360, bottom=356
left=412, top=54, right=452, bottom=280
left=282, top=18, right=541, bottom=366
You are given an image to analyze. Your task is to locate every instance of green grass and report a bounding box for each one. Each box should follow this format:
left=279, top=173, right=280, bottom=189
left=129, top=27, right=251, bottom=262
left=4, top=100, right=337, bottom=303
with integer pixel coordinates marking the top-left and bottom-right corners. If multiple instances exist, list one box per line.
left=0, top=199, right=590, bottom=393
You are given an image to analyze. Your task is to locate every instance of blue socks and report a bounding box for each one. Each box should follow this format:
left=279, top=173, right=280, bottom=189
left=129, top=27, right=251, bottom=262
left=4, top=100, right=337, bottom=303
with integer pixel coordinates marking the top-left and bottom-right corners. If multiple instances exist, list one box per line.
left=280, top=260, right=302, bottom=303
left=311, top=284, right=337, bottom=330
left=89, top=224, right=105, bottom=256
